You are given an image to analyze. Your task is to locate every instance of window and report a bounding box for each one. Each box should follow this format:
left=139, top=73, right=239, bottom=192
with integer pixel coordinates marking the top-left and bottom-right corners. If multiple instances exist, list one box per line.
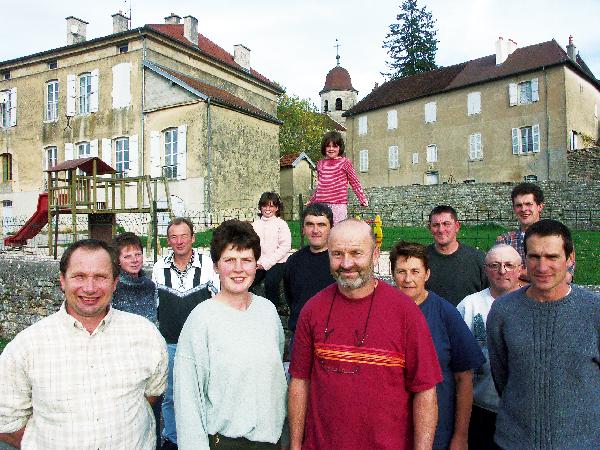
left=164, top=128, right=178, bottom=179
left=512, top=124, right=540, bottom=154
left=324, top=100, right=329, bottom=112
left=2, top=72, right=9, bottom=80
left=358, top=116, right=367, bottom=135
left=467, top=92, right=481, bottom=115
left=115, top=137, right=130, bottom=177
left=117, top=43, right=129, bottom=54
left=469, top=133, right=483, bottom=160
left=48, top=61, right=58, bottom=70
left=523, top=175, right=538, bottom=182
left=44, top=146, right=57, bottom=170
left=79, top=73, right=92, bottom=114
left=412, top=152, right=419, bottom=164
left=335, top=98, right=342, bottom=111
left=424, top=101, right=437, bottom=123
left=425, top=172, right=439, bottom=185
left=0, top=89, right=16, bottom=128
left=1, top=153, right=12, bottom=182
left=426, top=144, right=438, bottom=163
left=359, top=149, right=368, bottom=172
left=388, top=145, right=399, bottom=169
left=45, top=80, right=59, bottom=122
left=77, top=141, right=90, bottom=158
left=509, top=78, right=539, bottom=106
left=387, top=110, right=398, bottom=130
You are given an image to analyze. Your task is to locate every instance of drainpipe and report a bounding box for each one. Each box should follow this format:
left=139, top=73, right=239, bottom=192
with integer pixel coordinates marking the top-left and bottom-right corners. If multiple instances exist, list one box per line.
left=543, top=66, right=550, bottom=180
left=206, top=98, right=212, bottom=211
left=139, top=30, right=147, bottom=175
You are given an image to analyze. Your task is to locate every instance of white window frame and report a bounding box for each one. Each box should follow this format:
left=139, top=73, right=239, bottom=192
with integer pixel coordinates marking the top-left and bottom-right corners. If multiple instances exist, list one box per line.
left=115, top=137, right=130, bottom=177
left=44, top=146, right=57, bottom=170
left=469, top=133, right=483, bottom=160
left=164, top=128, right=178, bottom=179
left=425, top=171, right=439, bottom=185
left=358, top=116, right=368, bottom=136
left=359, top=149, right=368, bottom=172
left=387, top=110, right=398, bottom=130
left=467, top=92, right=481, bottom=115
left=509, top=78, right=539, bottom=106
left=77, top=141, right=91, bottom=158
left=426, top=144, right=438, bottom=163
left=512, top=124, right=540, bottom=155
left=45, top=80, right=59, bottom=122
left=412, top=152, right=419, bottom=165
left=388, top=145, right=399, bottom=169
left=424, top=101, right=437, bottom=123
left=0, top=89, right=15, bottom=128
left=79, top=73, right=92, bottom=114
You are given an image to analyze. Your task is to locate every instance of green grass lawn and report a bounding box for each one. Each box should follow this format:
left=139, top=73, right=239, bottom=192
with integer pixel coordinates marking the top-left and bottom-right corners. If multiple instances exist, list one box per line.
left=0, top=338, right=8, bottom=353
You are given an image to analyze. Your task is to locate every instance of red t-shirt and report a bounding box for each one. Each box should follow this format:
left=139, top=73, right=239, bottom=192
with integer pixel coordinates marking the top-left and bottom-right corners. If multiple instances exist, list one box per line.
left=289, top=281, right=442, bottom=450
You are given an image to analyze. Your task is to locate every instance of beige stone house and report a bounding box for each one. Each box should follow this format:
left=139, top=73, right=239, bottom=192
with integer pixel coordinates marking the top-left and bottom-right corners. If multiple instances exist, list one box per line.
left=279, top=151, right=316, bottom=218
left=0, top=12, right=282, bottom=223
left=343, top=37, right=600, bottom=187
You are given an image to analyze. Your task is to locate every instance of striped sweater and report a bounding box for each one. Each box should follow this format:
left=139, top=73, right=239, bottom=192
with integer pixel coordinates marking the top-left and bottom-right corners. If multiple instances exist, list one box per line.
left=309, top=157, right=368, bottom=206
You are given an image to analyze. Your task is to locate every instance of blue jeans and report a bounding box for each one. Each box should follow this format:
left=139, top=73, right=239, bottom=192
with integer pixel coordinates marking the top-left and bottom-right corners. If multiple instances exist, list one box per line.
left=162, top=343, right=178, bottom=444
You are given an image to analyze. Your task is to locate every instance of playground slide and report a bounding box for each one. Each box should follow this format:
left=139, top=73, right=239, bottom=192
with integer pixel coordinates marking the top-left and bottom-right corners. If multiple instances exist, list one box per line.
left=4, top=193, right=49, bottom=247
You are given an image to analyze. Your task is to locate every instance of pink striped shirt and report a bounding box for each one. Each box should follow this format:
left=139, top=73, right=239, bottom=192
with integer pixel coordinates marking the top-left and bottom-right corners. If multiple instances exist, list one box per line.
left=309, top=157, right=368, bottom=206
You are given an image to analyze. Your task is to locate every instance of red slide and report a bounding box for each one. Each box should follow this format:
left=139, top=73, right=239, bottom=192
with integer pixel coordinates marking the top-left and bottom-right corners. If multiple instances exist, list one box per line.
left=4, top=193, right=49, bottom=247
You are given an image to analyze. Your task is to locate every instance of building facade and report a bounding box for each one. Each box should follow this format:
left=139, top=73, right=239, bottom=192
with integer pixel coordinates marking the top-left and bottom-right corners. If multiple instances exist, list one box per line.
left=343, top=37, right=600, bottom=187
left=0, top=12, right=282, bottom=221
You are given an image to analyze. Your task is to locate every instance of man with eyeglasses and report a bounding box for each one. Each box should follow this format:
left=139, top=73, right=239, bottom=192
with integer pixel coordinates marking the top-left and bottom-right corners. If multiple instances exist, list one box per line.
left=456, top=244, right=522, bottom=450
left=425, top=205, right=488, bottom=306
left=487, top=220, right=600, bottom=449
left=288, top=219, right=442, bottom=450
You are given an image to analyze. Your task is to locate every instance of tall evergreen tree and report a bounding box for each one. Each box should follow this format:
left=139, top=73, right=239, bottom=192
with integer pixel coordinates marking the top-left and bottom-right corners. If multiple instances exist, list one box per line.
left=382, top=0, right=439, bottom=79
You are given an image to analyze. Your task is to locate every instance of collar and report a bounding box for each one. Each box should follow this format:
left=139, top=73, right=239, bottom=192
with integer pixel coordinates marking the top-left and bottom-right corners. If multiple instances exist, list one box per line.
left=59, top=302, right=114, bottom=335
left=159, top=249, right=203, bottom=269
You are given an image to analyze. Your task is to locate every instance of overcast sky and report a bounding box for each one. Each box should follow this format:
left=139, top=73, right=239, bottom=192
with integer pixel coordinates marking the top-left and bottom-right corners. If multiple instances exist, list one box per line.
left=1, top=0, right=598, bottom=107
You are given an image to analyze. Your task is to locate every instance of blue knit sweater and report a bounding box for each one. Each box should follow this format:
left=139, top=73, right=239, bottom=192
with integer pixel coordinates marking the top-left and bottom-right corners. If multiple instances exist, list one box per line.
left=112, top=269, right=157, bottom=324
left=487, top=285, right=600, bottom=449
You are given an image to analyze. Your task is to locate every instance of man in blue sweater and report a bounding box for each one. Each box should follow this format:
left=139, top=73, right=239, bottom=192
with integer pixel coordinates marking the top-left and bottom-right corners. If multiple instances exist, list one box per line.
left=487, top=219, right=600, bottom=449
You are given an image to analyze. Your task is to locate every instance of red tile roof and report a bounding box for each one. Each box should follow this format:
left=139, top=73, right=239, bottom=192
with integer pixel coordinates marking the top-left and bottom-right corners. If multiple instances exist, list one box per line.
left=147, top=24, right=279, bottom=90
left=320, top=66, right=357, bottom=94
left=280, top=152, right=301, bottom=167
left=345, top=40, right=599, bottom=117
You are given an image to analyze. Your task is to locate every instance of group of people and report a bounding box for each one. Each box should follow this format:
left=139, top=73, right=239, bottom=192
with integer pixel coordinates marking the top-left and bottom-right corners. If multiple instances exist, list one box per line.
left=0, top=125, right=599, bottom=450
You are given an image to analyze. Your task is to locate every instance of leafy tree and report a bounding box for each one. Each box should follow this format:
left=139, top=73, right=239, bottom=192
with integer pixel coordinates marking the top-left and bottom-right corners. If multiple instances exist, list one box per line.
left=277, top=93, right=329, bottom=163
left=382, top=0, right=439, bottom=79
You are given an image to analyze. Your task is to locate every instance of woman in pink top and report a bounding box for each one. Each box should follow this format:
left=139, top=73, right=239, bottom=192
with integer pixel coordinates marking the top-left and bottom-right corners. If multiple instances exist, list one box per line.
left=308, top=131, right=368, bottom=224
left=251, top=192, right=292, bottom=306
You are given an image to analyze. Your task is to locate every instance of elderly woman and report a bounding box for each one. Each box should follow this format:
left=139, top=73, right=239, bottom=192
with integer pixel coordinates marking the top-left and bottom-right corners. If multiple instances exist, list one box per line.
left=391, top=241, right=484, bottom=450
left=174, top=219, right=287, bottom=450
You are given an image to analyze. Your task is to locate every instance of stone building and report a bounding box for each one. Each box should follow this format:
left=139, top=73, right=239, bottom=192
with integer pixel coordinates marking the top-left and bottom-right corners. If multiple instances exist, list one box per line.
left=319, top=54, right=358, bottom=126
left=343, top=37, right=600, bottom=187
left=279, top=151, right=315, bottom=218
left=0, top=12, right=283, bottom=222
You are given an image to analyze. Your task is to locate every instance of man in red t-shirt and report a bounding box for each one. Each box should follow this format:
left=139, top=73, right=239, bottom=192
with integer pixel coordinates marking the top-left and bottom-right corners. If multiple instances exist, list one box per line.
left=288, top=219, right=442, bottom=450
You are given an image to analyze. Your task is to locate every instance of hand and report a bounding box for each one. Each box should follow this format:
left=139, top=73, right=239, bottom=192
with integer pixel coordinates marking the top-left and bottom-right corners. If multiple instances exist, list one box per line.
left=360, top=202, right=368, bottom=207
left=449, top=434, right=468, bottom=450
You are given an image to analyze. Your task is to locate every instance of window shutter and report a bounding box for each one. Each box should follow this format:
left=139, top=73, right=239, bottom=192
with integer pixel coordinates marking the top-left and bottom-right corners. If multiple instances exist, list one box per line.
left=112, top=63, right=131, bottom=109
left=65, top=143, right=74, bottom=161
left=468, top=92, right=481, bottom=115
left=129, top=134, right=139, bottom=176
left=9, top=88, right=17, bottom=126
left=101, top=138, right=112, bottom=166
left=150, top=131, right=161, bottom=177
left=509, top=83, right=518, bottom=106
left=42, top=148, right=48, bottom=171
left=511, top=128, right=520, bottom=154
left=66, top=74, right=76, bottom=116
left=176, top=124, right=187, bottom=180
left=531, top=78, right=539, bottom=102
left=90, top=139, right=98, bottom=157
left=387, top=110, right=397, bottom=130
left=469, top=134, right=476, bottom=159
left=477, top=133, right=482, bottom=159
left=359, top=149, right=368, bottom=172
left=532, top=124, right=540, bottom=152
left=0, top=91, right=7, bottom=104
left=358, top=116, right=367, bottom=135
left=90, top=69, right=99, bottom=112
left=388, top=145, right=399, bottom=169
left=412, top=152, right=419, bottom=164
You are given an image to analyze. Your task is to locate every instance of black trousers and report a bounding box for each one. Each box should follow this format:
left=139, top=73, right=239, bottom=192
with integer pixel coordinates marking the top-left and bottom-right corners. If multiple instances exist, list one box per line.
left=469, top=405, right=500, bottom=450
left=251, top=263, right=285, bottom=305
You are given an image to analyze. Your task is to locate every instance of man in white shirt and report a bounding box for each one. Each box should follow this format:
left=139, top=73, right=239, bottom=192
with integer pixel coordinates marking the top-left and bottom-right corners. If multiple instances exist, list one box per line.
left=0, top=239, right=167, bottom=450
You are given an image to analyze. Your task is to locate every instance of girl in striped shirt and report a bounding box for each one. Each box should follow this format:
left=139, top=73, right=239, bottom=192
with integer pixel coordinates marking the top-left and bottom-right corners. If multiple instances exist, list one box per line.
left=308, top=131, right=368, bottom=224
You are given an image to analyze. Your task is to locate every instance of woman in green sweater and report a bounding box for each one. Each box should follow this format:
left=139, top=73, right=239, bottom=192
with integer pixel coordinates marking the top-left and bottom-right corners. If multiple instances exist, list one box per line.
left=173, top=220, right=287, bottom=450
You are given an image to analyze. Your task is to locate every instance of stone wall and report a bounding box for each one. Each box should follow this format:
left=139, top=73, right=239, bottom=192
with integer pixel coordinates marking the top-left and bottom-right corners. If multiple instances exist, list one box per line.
left=567, top=147, right=600, bottom=181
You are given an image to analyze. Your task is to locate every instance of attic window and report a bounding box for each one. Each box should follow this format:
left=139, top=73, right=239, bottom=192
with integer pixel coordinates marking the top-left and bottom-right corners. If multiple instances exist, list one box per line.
left=2, top=71, right=10, bottom=80
left=117, top=43, right=129, bottom=54
left=48, top=61, right=58, bottom=70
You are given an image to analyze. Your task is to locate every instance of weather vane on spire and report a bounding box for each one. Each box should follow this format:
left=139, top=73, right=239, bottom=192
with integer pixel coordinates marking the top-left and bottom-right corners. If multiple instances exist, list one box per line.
left=335, top=38, right=341, bottom=66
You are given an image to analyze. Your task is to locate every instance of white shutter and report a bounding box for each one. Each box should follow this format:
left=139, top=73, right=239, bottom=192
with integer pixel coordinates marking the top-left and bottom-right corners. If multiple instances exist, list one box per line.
left=150, top=131, right=162, bottom=177
left=425, top=102, right=436, bottom=123
left=90, top=139, right=98, bottom=157
left=65, top=143, right=74, bottom=161
left=509, top=83, right=518, bottom=106
left=531, top=78, right=539, bottom=102
left=9, top=88, right=16, bottom=126
left=129, top=134, right=139, bottom=176
left=468, top=92, right=481, bottom=115
left=532, top=124, right=540, bottom=152
left=512, top=128, right=520, bottom=154
left=42, top=148, right=48, bottom=171
left=387, top=110, right=398, bottom=130
left=359, top=149, right=368, bottom=172
left=469, top=134, right=476, bottom=160
left=476, top=133, right=482, bottom=159
left=0, top=91, right=7, bottom=104
left=358, top=116, right=367, bottom=135
left=176, top=124, right=187, bottom=180
left=101, top=138, right=112, bottom=166
left=412, top=152, right=419, bottom=164
left=66, top=74, right=76, bottom=116
left=90, top=69, right=99, bottom=112
left=388, top=145, right=399, bottom=169
left=112, top=63, right=131, bottom=109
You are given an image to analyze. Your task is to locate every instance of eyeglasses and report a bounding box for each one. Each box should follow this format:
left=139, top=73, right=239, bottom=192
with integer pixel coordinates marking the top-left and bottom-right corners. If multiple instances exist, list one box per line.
left=485, top=262, right=520, bottom=272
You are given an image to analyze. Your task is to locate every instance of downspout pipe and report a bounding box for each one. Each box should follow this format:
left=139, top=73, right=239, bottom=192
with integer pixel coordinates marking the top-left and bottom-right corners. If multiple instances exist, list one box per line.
left=139, top=30, right=147, bottom=176
left=206, top=98, right=212, bottom=211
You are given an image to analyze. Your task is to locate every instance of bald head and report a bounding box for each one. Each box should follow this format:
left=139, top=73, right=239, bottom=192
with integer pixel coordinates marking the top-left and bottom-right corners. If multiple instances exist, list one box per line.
left=328, top=219, right=376, bottom=249
left=485, top=244, right=522, bottom=265
left=484, top=244, right=522, bottom=298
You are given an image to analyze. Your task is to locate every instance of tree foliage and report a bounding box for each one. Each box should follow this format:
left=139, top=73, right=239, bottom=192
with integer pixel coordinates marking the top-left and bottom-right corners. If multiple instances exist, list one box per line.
left=277, top=93, right=329, bottom=163
left=382, top=0, right=439, bottom=79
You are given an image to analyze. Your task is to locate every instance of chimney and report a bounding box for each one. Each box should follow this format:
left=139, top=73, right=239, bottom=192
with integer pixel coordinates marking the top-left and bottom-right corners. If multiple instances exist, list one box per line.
left=496, top=37, right=517, bottom=65
left=164, top=13, right=181, bottom=24
left=233, top=44, right=251, bottom=71
left=566, top=35, right=577, bottom=61
left=66, top=16, right=88, bottom=45
left=112, top=11, right=129, bottom=33
left=183, top=15, right=198, bottom=44
left=507, top=39, right=518, bottom=56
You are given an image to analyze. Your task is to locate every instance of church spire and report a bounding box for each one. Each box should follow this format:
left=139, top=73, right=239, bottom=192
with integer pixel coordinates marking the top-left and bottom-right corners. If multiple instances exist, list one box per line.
left=335, top=38, right=341, bottom=66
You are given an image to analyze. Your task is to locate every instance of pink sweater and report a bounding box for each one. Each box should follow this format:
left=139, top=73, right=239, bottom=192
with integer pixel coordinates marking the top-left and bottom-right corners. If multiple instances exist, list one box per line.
left=251, top=216, right=292, bottom=270
left=309, top=157, right=368, bottom=206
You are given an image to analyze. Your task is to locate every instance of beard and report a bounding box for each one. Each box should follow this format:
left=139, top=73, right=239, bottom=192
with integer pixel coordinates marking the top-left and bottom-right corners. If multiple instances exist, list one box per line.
left=333, top=263, right=375, bottom=290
